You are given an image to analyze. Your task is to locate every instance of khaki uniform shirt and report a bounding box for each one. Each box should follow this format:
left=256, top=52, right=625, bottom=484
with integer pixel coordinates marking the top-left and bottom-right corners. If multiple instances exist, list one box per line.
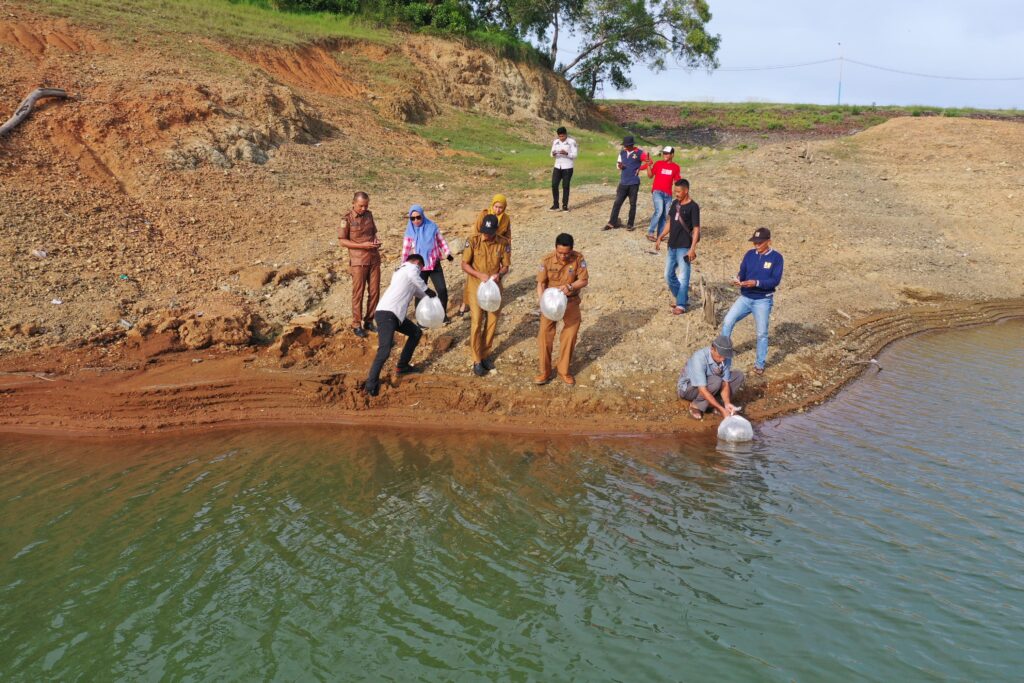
left=338, top=209, right=380, bottom=267
left=463, top=234, right=511, bottom=281
left=537, top=250, right=588, bottom=298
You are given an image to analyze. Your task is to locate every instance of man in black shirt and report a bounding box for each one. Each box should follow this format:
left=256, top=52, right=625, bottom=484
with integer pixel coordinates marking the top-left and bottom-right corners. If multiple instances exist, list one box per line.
left=655, top=178, right=700, bottom=314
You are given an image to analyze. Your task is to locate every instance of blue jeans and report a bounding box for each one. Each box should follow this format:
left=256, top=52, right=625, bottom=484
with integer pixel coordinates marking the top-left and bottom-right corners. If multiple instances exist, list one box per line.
left=721, top=295, right=774, bottom=369
left=665, top=248, right=692, bottom=307
left=648, top=190, right=671, bottom=236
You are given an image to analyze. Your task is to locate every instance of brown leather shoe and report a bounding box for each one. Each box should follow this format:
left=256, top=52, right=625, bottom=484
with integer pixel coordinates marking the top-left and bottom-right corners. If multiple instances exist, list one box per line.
left=533, top=373, right=553, bottom=385
left=559, top=373, right=576, bottom=386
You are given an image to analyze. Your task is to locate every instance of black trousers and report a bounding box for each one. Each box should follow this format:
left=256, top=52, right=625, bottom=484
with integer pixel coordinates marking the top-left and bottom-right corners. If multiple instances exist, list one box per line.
left=551, top=167, right=573, bottom=208
left=366, top=310, right=422, bottom=391
left=609, top=183, right=640, bottom=227
left=420, top=268, right=448, bottom=314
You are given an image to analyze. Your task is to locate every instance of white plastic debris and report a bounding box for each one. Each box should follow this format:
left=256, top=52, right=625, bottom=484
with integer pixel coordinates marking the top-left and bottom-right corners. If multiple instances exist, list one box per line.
left=718, top=415, right=754, bottom=443
left=540, top=287, right=568, bottom=322
left=50, top=298, right=63, bottom=305
left=476, top=279, right=501, bottom=312
left=415, top=295, right=445, bottom=329
left=30, top=249, right=47, bottom=259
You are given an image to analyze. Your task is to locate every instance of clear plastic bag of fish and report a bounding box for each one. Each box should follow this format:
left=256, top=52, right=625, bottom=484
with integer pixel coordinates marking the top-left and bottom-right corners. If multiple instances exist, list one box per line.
left=476, top=279, right=501, bottom=312
left=717, top=415, right=754, bottom=442
left=540, top=287, right=568, bottom=322
left=415, top=295, right=445, bottom=329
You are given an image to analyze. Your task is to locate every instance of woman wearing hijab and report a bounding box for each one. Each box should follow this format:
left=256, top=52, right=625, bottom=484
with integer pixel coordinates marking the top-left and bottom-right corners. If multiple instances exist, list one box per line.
left=457, top=194, right=511, bottom=317
left=401, top=204, right=454, bottom=322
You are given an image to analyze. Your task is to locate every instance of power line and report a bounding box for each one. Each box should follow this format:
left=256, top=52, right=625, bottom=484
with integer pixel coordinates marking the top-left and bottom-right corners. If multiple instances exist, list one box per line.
left=845, top=58, right=1024, bottom=81
left=667, top=56, right=1024, bottom=80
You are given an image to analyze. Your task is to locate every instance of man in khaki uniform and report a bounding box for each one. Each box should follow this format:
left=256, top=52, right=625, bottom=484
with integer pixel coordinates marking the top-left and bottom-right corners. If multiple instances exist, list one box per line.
left=461, top=214, right=510, bottom=376
left=337, top=191, right=381, bottom=338
left=536, top=232, right=588, bottom=386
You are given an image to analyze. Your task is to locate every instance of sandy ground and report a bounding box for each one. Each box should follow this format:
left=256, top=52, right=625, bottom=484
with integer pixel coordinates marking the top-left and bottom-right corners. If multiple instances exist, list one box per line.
left=1, top=9, right=1022, bottom=437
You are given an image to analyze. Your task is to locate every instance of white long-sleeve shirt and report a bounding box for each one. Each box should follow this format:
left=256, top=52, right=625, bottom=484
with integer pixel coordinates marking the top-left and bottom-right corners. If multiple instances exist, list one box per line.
left=550, top=137, right=578, bottom=170
left=376, top=263, right=428, bottom=322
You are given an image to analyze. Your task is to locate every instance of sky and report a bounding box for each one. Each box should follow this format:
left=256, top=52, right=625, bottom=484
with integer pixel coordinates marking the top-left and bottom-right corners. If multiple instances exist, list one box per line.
left=559, top=0, right=1024, bottom=109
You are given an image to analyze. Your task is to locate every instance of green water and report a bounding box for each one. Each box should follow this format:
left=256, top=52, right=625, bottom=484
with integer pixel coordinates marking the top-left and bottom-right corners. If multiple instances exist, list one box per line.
left=1, top=321, right=1022, bottom=681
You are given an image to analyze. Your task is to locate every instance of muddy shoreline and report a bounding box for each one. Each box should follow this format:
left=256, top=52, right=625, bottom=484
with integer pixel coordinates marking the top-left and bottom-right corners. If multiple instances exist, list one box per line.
left=2, top=298, right=1020, bottom=439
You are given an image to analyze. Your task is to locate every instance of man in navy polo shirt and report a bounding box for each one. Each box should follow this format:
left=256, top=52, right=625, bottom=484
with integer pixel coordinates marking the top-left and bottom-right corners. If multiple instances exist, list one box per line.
left=722, top=227, right=784, bottom=375
left=604, top=135, right=647, bottom=231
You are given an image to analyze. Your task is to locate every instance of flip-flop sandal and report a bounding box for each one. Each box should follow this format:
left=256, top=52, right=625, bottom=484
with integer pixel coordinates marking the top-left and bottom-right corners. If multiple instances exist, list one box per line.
left=689, top=407, right=703, bottom=420
left=753, top=367, right=764, bottom=376
left=646, top=235, right=657, bottom=242
left=672, top=305, right=685, bottom=315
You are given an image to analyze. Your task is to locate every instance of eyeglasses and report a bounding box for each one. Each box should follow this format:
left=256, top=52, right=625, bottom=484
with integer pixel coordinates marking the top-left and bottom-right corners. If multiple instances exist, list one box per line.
left=410, top=215, right=423, bottom=221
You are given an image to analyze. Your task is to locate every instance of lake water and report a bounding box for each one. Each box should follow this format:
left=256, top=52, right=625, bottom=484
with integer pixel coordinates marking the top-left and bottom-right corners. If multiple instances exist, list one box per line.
left=1, top=321, right=1021, bottom=681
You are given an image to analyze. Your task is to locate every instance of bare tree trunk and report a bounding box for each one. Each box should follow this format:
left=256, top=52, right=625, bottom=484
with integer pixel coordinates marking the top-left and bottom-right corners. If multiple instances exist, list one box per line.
left=0, top=88, right=68, bottom=137
left=548, top=12, right=559, bottom=66
left=558, top=35, right=611, bottom=77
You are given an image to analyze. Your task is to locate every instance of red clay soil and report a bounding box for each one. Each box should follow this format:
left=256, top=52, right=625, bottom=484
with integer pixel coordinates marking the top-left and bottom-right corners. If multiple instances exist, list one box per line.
left=2, top=299, right=1020, bottom=438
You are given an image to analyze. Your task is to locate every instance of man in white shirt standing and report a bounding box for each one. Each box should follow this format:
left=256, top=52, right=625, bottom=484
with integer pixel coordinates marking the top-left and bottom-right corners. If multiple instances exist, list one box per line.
left=549, top=126, right=578, bottom=212
left=363, top=254, right=436, bottom=396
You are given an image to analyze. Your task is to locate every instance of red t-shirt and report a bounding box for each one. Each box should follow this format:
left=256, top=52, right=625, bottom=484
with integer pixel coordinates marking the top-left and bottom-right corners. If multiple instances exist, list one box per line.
left=650, top=160, right=681, bottom=194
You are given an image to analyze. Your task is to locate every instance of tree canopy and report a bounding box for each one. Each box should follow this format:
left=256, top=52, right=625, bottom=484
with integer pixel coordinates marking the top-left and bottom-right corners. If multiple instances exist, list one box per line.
left=272, top=0, right=720, bottom=97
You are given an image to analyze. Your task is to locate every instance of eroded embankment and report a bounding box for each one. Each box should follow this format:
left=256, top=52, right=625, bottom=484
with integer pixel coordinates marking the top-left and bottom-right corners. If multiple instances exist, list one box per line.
left=1, top=299, right=1020, bottom=438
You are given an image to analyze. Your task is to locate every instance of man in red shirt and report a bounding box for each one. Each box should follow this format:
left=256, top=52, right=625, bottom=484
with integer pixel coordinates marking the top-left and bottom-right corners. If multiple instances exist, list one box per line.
left=646, top=146, right=682, bottom=242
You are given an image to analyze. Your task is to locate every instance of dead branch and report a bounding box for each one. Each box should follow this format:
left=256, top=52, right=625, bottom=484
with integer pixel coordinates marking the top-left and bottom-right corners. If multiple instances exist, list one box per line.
left=0, top=88, right=69, bottom=137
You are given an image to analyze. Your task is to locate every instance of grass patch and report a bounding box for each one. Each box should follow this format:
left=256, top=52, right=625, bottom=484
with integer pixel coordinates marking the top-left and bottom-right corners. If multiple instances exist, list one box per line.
left=26, top=0, right=391, bottom=45
left=411, top=111, right=635, bottom=189
left=602, top=99, right=1022, bottom=134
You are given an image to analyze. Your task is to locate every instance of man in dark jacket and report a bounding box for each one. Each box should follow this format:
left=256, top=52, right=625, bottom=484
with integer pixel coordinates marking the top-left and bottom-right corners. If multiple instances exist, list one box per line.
left=604, top=135, right=648, bottom=231
left=722, top=228, right=785, bottom=375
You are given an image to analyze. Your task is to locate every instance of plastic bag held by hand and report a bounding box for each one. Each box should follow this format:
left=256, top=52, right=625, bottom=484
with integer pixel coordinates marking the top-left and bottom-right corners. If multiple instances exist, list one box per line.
left=717, top=415, right=754, bottom=443
left=477, top=279, right=501, bottom=312
left=540, top=287, right=568, bottom=322
left=415, top=296, right=445, bottom=329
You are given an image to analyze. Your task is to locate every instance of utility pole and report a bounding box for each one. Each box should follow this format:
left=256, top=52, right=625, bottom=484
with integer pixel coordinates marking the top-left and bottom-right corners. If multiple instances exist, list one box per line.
left=837, top=42, right=844, bottom=105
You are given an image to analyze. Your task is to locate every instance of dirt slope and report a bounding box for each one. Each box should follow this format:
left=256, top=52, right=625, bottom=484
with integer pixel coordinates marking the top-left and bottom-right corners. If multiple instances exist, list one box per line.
left=1, top=9, right=1022, bottom=436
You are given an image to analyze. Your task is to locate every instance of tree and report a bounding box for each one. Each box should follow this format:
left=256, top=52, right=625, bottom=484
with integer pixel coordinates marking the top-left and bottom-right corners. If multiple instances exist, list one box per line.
left=499, top=0, right=720, bottom=95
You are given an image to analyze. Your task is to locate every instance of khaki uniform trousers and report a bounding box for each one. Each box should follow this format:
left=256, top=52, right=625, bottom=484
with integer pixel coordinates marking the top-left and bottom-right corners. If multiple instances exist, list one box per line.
left=467, top=279, right=500, bottom=363
left=538, top=296, right=581, bottom=378
left=350, top=263, right=380, bottom=327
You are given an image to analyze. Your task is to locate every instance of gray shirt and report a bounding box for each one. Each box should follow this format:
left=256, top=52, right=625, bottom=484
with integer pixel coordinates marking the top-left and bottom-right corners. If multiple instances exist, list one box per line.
left=678, top=346, right=732, bottom=394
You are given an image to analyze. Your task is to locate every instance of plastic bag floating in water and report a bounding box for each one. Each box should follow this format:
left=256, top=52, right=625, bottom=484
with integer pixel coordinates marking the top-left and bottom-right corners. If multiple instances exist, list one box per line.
left=540, top=287, right=568, bottom=322
left=718, top=415, right=754, bottom=442
left=415, top=296, right=445, bottom=329
left=477, top=279, right=501, bottom=312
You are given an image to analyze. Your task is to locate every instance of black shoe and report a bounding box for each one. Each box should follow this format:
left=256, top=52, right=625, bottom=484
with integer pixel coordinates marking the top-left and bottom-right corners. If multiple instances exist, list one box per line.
left=602, top=223, right=615, bottom=231
left=352, top=326, right=368, bottom=338
left=443, top=316, right=451, bottom=326
left=363, top=381, right=379, bottom=397
left=482, top=358, right=495, bottom=371
left=472, top=363, right=488, bottom=377
left=626, top=225, right=636, bottom=232
left=548, top=205, right=560, bottom=211
left=396, top=365, right=423, bottom=376
left=363, top=321, right=376, bottom=332
left=561, top=206, right=570, bottom=212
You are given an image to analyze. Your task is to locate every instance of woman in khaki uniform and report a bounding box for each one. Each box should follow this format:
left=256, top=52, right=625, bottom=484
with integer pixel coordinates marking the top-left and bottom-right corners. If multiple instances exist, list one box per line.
left=456, top=194, right=511, bottom=317
left=461, top=215, right=510, bottom=376
left=535, top=232, right=588, bottom=386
